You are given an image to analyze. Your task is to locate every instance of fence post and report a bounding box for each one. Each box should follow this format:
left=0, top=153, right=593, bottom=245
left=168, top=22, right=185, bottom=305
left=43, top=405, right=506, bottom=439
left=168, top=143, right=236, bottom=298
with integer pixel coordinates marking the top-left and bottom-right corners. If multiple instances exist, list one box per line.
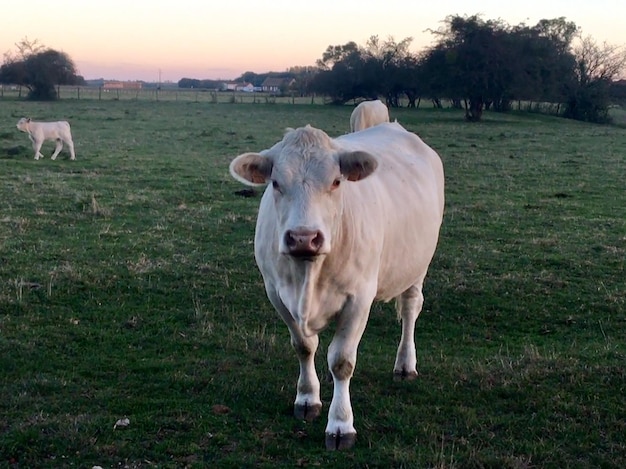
left=57, top=85, right=61, bottom=99
left=77, top=87, right=80, bottom=100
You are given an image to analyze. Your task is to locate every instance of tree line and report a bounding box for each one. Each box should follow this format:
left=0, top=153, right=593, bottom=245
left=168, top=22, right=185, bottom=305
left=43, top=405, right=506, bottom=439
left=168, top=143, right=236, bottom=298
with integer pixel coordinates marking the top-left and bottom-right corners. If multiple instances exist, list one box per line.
left=307, top=16, right=626, bottom=123
left=2, top=15, right=625, bottom=124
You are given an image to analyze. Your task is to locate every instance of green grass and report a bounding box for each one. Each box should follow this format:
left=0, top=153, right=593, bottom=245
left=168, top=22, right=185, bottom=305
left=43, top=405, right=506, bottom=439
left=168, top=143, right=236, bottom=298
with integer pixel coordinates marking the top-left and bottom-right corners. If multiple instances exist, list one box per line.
left=1, top=99, right=625, bottom=468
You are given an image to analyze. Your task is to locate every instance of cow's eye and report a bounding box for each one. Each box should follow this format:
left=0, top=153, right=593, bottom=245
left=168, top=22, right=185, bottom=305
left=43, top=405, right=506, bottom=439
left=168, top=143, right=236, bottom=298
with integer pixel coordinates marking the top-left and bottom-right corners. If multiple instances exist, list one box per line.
left=331, top=178, right=342, bottom=190
left=271, top=180, right=281, bottom=192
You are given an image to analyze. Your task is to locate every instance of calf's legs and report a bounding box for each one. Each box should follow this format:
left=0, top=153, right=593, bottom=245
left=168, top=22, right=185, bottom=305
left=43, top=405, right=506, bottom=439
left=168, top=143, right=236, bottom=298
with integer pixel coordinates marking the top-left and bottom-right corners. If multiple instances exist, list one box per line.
left=31, top=139, right=44, bottom=160
left=66, top=138, right=76, bottom=160
left=50, top=139, right=63, bottom=160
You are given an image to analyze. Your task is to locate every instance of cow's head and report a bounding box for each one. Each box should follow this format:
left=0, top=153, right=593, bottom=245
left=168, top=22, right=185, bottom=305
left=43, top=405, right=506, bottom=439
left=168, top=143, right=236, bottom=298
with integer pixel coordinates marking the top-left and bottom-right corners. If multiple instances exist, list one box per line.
left=230, top=125, right=378, bottom=259
left=16, top=117, right=31, bottom=132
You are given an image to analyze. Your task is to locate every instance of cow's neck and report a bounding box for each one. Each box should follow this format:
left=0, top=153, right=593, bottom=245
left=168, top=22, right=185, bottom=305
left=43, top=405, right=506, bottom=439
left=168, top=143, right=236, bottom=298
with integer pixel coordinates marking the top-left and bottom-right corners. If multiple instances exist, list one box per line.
left=281, top=253, right=345, bottom=336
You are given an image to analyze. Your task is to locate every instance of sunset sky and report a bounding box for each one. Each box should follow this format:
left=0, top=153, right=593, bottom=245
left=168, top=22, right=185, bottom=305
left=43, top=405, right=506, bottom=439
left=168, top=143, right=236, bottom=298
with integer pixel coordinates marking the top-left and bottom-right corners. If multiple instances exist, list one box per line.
left=2, top=0, right=624, bottom=82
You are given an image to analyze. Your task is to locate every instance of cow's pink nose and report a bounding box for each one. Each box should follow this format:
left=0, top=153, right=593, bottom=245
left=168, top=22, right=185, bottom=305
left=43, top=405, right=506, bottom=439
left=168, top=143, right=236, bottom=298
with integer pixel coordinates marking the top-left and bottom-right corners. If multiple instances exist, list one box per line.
left=284, top=229, right=324, bottom=257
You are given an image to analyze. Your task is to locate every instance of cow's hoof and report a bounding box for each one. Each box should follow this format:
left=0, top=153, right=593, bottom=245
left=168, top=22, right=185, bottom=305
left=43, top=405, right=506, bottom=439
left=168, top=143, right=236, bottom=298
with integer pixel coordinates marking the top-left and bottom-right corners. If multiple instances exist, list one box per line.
left=325, top=431, right=357, bottom=450
left=294, top=402, right=322, bottom=421
left=393, top=368, right=419, bottom=381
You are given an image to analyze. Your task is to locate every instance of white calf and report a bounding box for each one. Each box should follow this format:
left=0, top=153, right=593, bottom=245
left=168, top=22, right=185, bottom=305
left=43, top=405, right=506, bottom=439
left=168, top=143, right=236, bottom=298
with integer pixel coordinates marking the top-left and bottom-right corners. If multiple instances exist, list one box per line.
left=349, top=99, right=390, bottom=132
left=16, top=118, right=76, bottom=160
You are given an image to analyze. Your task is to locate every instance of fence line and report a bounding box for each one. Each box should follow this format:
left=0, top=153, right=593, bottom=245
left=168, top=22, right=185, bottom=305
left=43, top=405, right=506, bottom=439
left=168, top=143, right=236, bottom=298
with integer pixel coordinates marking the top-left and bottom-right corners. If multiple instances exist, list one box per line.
left=0, top=84, right=328, bottom=105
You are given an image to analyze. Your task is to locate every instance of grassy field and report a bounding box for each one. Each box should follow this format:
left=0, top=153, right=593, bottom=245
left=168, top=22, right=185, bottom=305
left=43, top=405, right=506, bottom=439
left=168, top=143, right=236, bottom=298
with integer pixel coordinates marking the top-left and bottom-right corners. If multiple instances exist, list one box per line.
left=0, top=99, right=625, bottom=468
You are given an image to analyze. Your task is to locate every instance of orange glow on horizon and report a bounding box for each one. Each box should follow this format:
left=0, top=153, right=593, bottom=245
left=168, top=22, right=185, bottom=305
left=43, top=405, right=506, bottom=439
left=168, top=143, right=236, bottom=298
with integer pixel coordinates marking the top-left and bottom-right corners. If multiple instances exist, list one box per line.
left=2, top=0, right=624, bottom=82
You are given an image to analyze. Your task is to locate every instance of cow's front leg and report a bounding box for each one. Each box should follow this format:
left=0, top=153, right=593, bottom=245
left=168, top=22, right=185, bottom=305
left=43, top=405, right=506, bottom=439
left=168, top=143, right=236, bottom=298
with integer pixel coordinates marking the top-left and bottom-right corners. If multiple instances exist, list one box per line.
left=32, top=142, right=43, bottom=160
left=269, top=288, right=322, bottom=421
left=290, top=331, right=322, bottom=421
left=29, top=135, right=43, bottom=160
left=325, top=298, right=371, bottom=450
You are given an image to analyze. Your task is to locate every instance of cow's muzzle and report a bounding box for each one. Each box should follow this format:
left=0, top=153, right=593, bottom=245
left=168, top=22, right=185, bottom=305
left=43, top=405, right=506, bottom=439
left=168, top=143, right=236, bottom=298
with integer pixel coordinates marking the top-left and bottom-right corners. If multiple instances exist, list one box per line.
left=284, top=228, right=325, bottom=258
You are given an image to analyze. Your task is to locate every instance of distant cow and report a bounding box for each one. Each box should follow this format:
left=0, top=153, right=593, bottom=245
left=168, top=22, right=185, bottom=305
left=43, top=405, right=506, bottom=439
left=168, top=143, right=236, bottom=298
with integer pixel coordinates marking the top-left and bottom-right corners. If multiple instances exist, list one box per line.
left=229, top=122, right=444, bottom=450
left=349, top=99, right=390, bottom=132
left=16, top=118, right=76, bottom=160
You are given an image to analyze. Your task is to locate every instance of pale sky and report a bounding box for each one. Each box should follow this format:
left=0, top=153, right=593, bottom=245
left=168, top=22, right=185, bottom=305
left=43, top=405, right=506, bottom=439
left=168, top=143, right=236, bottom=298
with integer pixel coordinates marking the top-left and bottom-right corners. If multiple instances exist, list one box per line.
left=1, top=0, right=624, bottom=82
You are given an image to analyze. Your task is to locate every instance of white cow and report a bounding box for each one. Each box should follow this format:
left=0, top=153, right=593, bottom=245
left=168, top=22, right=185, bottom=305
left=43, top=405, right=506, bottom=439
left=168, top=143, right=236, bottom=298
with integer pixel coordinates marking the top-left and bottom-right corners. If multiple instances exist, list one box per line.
left=349, top=99, right=390, bottom=132
left=229, top=122, right=444, bottom=450
left=16, top=118, right=76, bottom=160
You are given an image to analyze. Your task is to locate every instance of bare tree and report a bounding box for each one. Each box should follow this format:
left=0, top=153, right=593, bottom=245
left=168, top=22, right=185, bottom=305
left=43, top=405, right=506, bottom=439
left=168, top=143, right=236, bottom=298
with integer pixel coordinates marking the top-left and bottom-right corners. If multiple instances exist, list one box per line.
left=3, top=36, right=45, bottom=64
left=564, top=35, right=626, bottom=122
left=15, top=37, right=46, bottom=59
left=573, top=35, right=626, bottom=84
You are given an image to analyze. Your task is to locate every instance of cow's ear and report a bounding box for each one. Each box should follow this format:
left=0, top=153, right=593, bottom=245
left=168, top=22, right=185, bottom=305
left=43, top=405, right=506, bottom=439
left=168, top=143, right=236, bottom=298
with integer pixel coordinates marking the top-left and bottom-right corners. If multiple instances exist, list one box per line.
left=229, top=152, right=273, bottom=186
left=338, top=150, right=378, bottom=181
left=27, top=118, right=31, bottom=123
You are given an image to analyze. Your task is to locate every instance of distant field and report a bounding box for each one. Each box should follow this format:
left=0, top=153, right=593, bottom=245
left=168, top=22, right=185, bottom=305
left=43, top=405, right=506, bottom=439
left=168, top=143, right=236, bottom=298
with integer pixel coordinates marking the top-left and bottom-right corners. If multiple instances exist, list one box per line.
left=1, top=100, right=625, bottom=468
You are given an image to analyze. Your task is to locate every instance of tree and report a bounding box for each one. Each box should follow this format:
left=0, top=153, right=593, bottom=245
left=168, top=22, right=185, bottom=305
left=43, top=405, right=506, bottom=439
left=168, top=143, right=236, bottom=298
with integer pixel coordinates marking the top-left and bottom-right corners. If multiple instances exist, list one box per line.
left=421, top=15, right=587, bottom=121
left=398, top=54, right=424, bottom=108
left=312, top=41, right=369, bottom=104
left=288, top=66, right=318, bottom=97
left=423, top=15, right=510, bottom=120
left=178, top=77, right=201, bottom=88
left=562, top=36, right=626, bottom=122
left=502, top=21, right=577, bottom=108
left=362, top=36, right=416, bottom=107
left=312, top=38, right=420, bottom=105
left=572, top=36, right=626, bottom=86
left=316, top=42, right=361, bottom=71
left=0, top=38, right=81, bottom=100
left=25, top=49, right=81, bottom=99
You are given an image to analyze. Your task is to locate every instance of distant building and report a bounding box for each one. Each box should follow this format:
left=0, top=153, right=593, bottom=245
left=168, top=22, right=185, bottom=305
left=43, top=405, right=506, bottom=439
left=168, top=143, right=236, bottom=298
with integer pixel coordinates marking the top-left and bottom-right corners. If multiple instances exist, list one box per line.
left=236, top=82, right=255, bottom=92
left=102, top=81, right=143, bottom=90
left=261, top=77, right=295, bottom=93
left=223, top=82, right=255, bottom=92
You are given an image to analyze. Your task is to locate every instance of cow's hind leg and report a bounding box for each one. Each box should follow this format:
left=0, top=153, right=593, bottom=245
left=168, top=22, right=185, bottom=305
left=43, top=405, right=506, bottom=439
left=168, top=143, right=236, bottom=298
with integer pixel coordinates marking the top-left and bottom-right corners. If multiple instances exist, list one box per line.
left=51, top=139, right=63, bottom=160
left=66, top=138, right=76, bottom=160
left=393, top=283, right=424, bottom=380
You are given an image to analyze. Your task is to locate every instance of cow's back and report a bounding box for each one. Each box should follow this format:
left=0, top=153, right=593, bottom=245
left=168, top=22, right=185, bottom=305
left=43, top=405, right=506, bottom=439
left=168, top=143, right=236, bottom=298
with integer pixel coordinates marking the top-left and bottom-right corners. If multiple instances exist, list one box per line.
left=34, top=121, right=72, bottom=139
left=335, top=122, right=444, bottom=300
